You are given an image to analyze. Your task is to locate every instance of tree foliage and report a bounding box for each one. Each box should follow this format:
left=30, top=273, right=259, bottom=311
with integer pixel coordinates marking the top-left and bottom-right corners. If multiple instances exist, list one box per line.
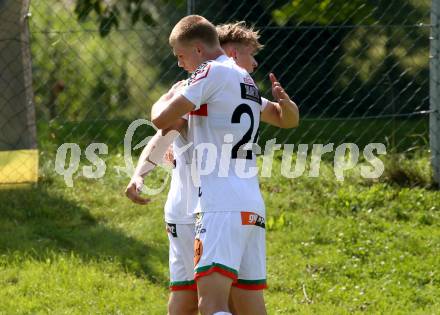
left=62, top=0, right=431, bottom=120
left=74, top=0, right=156, bottom=36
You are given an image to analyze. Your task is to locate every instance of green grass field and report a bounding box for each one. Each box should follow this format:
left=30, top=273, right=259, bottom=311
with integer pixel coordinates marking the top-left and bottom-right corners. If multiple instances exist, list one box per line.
left=1, top=148, right=439, bottom=314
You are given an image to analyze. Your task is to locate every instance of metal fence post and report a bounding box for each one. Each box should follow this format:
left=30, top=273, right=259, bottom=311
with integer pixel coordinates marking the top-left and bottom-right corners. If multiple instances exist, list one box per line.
left=187, top=0, right=195, bottom=15
left=431, top=0, right=440, bottom=186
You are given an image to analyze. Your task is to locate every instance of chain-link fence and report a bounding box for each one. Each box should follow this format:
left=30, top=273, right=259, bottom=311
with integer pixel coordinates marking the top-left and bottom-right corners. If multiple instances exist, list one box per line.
left=1, top=0, right=439, bottom=184
left=195, top=1, right=432, bottom=150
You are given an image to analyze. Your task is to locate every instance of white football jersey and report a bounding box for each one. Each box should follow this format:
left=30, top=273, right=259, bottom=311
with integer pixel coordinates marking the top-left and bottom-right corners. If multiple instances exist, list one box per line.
left=261, top=97, right=269, bottom=112
left=164, top=127, right=197, bottom=224
left=180, top=55, right=266, bottom=217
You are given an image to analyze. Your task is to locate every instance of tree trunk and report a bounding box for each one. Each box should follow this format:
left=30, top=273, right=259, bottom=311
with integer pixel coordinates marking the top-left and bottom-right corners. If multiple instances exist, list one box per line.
left=0, top=0, right=37, bottom=151
left=0, top=0, right=38, bottom=184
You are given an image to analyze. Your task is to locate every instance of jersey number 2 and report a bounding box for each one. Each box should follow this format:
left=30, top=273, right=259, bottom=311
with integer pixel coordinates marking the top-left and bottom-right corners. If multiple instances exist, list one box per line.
left=231, top=103, right=259, bottom=159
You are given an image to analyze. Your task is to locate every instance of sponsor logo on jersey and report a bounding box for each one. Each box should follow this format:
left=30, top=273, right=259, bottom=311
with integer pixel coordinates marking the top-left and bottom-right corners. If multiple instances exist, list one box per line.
left=166, top=223, right=178, bottom=237
left=194, top=238, right=203, bottom=267
left=195, top=213, right=203, bottom=223
left=188, top=62, right=211, bottom=85
left=195, top=226, right=206, bottom=234
left=240, top=83, right=261, bottom=104
left=241, top=211, right=265, bottom=229
left=243, top=75, right=255, bottom=85
left=195, top=213, right=206, bottom=235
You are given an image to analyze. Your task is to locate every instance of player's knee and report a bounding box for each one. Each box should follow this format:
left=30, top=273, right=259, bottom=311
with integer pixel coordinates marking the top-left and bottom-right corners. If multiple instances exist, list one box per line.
left=198, top=297, right=212, bottom=315
left=198, top=296, right=229, bottom=315
left=167, top=298, right=177, bottom=315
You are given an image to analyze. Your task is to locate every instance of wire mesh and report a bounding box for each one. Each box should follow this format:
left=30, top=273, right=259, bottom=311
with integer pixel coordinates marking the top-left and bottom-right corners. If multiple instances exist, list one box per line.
left=0, top=0, right=437, bottom=184
left=194, top=0, right=431, bottom=151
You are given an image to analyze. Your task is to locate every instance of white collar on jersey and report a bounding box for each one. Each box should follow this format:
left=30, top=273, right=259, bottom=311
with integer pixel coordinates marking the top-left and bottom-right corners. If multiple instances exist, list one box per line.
left=215, top=54, right=230, bottom=63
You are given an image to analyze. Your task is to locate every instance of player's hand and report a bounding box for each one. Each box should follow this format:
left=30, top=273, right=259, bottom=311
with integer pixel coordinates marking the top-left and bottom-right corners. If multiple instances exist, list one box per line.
left=163, top=144, right=175, bottom=166
left=172, top=79, right=187, bottom=90
left=125, top=180, right=151, bottom=205
left=269, top=73, right=291, bottom=106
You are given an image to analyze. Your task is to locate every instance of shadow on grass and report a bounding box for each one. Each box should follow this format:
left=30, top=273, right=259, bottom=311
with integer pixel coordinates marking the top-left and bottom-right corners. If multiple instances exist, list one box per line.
left=0, top=184, right=168, bottom=286
left=381, top=153, right=437, bottom=190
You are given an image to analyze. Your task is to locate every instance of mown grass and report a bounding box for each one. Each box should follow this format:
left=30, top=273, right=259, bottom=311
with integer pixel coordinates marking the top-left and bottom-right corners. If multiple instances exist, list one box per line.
left=1, top=149, right=439, bottom=314
left=38, top=116, right=428, bottom=153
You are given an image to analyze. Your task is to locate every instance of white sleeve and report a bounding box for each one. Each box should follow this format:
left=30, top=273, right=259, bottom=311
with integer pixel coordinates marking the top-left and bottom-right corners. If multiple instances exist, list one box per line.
left=261, top=97, right=269, bottom=112
left=180, top=62, right=223, bottom=110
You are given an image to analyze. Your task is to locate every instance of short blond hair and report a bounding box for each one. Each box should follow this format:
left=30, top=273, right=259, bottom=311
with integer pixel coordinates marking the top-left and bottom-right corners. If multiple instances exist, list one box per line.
left=216, top=21, right=263, bottom=51
left=169, top=15, right=219, bottom=47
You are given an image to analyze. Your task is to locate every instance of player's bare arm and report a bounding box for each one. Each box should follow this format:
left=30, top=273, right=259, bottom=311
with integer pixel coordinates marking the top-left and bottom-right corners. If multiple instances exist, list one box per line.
left=125, top=80, right=188, bottom=204
left=125, top=121, right=185, bottom=205
left=125, top=131, right=164, bottom=205
left=260, top=73, right=299, bottom=128
left=151, top=80, right=187, bottom=121
left=216, top=23, right=298, bottom=129
left=151, top=94, right=194, bottom=130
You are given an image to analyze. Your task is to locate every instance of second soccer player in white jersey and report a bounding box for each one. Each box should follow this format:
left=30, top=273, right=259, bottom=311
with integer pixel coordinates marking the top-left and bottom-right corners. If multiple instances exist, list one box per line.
left=127, top=18, right=298, bottom=315
left=150, top=15, right=298, bottom=315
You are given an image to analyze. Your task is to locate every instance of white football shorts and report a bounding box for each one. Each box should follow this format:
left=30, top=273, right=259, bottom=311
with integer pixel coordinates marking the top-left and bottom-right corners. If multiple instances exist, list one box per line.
left=193, top=211, right=267, bottom=290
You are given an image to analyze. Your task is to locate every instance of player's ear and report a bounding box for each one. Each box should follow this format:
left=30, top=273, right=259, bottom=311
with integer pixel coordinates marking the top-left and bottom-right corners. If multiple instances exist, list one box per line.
left=231, top=47, right=238, bottom=60
left=194, top=41, right=204, bottom=55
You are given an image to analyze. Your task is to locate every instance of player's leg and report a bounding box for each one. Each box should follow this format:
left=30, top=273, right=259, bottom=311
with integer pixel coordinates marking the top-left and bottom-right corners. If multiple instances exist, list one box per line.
left=230, top=288, right=266, bottom=315
left=197, top=272, right=233, bottom=314
left=228, top=293, right=237, bottom=314
left=168, top=290, right=198, bottom=315
left=194, top=212, right=245, bottom=315
left=230, top=212, right=267, bottom=315
left=167, top=223, right=198, bottom=315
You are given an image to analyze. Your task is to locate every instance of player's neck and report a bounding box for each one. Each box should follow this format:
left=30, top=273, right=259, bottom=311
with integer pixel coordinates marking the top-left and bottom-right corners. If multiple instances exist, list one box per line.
left=203, top=47, right=225, bottom=62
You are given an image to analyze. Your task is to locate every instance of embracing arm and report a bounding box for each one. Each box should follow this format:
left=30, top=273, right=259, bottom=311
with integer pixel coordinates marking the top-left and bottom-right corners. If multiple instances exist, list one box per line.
left=151, top=94, right=194, bottom=130
left=126, top=79, right=189, bottom=204
left=125, top=120, right=186, bottom=204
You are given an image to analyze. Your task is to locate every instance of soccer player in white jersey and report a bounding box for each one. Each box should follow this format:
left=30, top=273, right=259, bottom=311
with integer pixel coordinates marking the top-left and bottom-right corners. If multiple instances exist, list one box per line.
left=215, top=22, right=298, bottom=314
left=125, top=90, right=199, bottom=314
left=126, top=19, right=298, bottom=314
left=151, top=15, right=298, bottom=315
